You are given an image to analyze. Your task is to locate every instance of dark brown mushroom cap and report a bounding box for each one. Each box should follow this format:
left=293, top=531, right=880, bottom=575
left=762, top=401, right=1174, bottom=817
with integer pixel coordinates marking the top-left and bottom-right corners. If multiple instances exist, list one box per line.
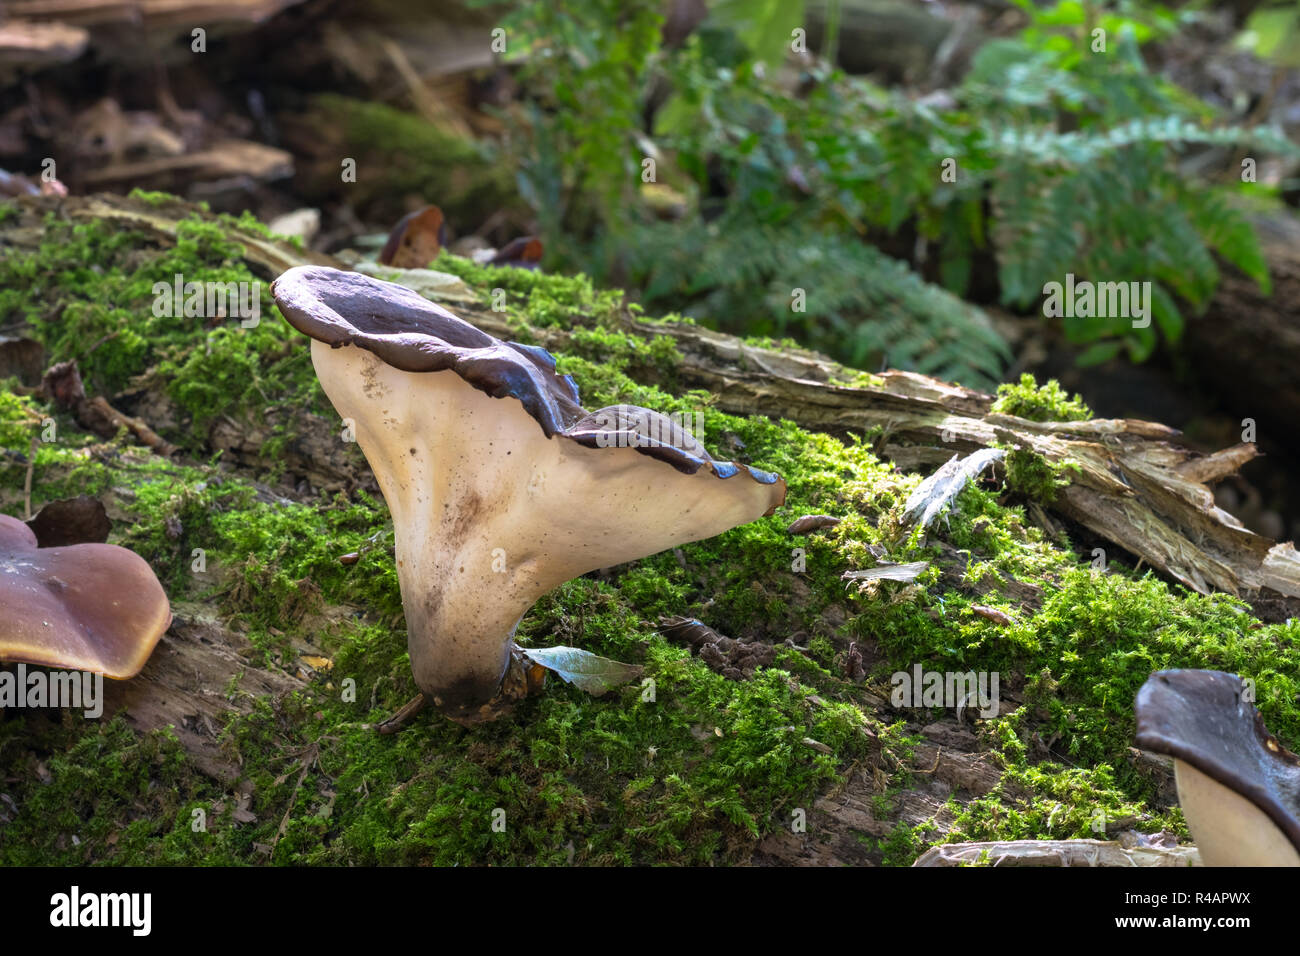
left=272, top=266, right=583, bottom=433
left=272, top=265, right=783, bottom=488
left=0, top=514, right=171, bottom=679
left=1135, top=669, right=1300, bottom=851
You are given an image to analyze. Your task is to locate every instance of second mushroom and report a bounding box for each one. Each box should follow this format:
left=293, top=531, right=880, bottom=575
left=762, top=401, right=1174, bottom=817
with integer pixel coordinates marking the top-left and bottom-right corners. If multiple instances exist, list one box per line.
left=272, top=266, right=786, bottom=725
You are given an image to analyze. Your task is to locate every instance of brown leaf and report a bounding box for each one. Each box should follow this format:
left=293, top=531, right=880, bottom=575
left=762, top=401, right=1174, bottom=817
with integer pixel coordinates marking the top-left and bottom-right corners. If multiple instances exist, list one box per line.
left=658, top=615, right=718, bottom=646
left=970, top=604, right=1013, bottom=626
left=786, top=514, right=841, bottom=535
left=489, top=236, right=544, bottom=269
left=25, top=495, right=111, bottom=547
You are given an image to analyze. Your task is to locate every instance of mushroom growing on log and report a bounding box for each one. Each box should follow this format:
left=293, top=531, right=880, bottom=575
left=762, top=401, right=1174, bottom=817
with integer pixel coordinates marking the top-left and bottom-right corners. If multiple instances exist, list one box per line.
left=0, top=514, right=171, bottom=678
left=1135, top=669, right=1300, bottom=866
left=272, top=266, right=786, bottom=725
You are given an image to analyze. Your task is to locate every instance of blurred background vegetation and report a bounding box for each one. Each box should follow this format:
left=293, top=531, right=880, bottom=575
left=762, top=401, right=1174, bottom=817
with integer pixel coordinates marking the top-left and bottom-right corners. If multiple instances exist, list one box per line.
left=478, top=0, right=1295, bottom=387
left=6, top=0, right=1300, bottom=526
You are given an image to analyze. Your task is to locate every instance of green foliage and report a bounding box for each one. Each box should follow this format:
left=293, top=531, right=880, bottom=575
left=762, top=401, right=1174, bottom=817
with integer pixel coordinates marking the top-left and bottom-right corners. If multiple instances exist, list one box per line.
left=491, top=0, right=1293, bottom=383
left=626, top=211, right=1011, bottom=384
left=1240, top=1, right=1300, bottom=68
left=0, top=389, right=41, bottom=450
left=968, top=1, right=1286, bottom=360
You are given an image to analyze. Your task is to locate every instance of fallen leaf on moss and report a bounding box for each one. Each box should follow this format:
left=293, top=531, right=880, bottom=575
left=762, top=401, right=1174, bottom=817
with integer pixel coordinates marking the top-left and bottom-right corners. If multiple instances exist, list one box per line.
left=521, top=646, right=643, bottom=696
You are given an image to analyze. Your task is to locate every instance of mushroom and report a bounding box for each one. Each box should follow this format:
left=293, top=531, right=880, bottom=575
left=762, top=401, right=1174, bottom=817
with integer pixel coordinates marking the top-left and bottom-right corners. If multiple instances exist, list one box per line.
left=0, top=514, right=171, bottom=678
left=271, top=265, right=787, bottom=724
left=1134, top=669, right=1300, bottom=866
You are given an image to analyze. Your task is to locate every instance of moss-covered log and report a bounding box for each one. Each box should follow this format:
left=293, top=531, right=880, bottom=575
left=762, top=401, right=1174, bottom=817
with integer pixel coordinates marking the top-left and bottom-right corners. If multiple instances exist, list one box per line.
left=1, top=192, right=1298, bottom=866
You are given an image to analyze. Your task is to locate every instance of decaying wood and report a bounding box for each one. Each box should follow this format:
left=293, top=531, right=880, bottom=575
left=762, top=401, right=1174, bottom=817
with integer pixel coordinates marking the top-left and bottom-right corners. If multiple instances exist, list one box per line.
left=913, top=839, right=1201, bottom=867
left=6, top=193, right=1298, bottom=616
left=42, top=359, right=179, bottom=456
left=100, top=601, right=306, bottom=782
left=470, top=309, right=1300, bottom=612
left=79, top=139, right=293, bottom=188
left=585, top=325, right=1300, bottom=610
left=7, top=0, right=306, bottom=31
left=754, top=718, right=1008, bottom=866
left=0, top=19, right=89, bottom=71
left=54, top=191, right=339, bottom=276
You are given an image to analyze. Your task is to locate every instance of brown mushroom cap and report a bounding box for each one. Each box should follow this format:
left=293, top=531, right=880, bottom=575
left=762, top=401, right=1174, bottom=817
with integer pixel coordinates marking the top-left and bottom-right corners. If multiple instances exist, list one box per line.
left=272, top=265, right=784, bottom=488
left=0, top=514, right=171, bottom=679
left=1135, top=669, right=1300, bottom=865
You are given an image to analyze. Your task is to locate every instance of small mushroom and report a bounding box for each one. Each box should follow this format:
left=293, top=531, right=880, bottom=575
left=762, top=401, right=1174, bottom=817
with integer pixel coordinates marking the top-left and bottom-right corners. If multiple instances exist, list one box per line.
left=1134, top=669, right=1300, bottom=866
left=0, top=514, right=171, bottom=678
left=487, top=236, right=544, bottom=270
left=272, top=266, right=786, bottom=723
left=379, top=205, right=445, bottom=269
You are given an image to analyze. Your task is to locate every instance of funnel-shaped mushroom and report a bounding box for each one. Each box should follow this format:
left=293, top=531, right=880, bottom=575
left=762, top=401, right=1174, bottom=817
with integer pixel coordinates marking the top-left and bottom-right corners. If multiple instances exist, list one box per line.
left=272, top=266, right=786, bottom=722
left=0, top=514, right=171, bottom=678
left=1135, top=669, right=1300, bottom=866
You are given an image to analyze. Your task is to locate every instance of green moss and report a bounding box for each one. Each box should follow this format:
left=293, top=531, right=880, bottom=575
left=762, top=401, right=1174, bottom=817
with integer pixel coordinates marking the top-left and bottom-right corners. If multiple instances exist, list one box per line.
left=430, top=250, right=627, bottom=330
left=0, top=212, right=327, bottom=453
left=0, top=389, right=43, bottom=450
left=1001, top=446, right=1080, bottom=504
left=563, top=326, right=682, bottom=380
left=0, top=717, right=222, bottom=866
left=127, top=188, right=182, bottom=208
left=991, top=373, right=1093, bottom=422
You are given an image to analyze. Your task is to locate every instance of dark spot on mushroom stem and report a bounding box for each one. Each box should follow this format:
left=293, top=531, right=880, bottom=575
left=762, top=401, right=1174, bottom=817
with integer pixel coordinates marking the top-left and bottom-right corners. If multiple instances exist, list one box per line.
left=442, top=490, right=484, bottom=551
left=409, top=448, right=417, bottom=456
left=427, top=671, right=506, bottom=720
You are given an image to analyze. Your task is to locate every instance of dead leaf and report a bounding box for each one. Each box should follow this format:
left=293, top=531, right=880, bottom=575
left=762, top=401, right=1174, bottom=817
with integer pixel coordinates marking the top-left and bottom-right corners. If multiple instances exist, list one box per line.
left=841, top=560, right=930, bottom=584
left=521, top=646, right=643, bottom=696
left=970, top=605, right=1013, bottom=626
left=25, top=495, right=111, bottom=547
left=786, top=514, right=841, bottom=535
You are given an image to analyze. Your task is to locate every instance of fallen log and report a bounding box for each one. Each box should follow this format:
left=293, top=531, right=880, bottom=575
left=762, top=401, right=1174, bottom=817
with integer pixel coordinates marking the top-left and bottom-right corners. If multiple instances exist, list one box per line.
left=7, top=192, right=1298, bottom=617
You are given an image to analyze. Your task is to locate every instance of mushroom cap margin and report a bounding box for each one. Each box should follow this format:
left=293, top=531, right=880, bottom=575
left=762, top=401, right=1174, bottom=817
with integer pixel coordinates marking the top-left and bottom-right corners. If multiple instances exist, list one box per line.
left=1134, top=668, right=1300, bottom=852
